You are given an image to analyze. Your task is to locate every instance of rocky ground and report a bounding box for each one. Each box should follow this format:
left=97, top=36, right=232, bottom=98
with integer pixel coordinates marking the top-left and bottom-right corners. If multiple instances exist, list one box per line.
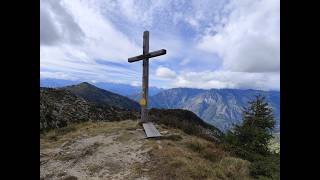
left=40, top=120, right=251, bottom=180
left=40, top=120, right=150, bottom=180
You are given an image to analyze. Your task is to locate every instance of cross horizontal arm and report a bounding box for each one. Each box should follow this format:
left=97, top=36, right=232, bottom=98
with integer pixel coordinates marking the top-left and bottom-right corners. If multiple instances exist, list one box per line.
left=148, top=49, right=167, bottom=59
left=128, top=49, right=166, bottom=63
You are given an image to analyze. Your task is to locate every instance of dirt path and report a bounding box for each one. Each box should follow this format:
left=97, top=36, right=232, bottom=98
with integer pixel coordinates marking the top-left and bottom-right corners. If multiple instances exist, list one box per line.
left=40, top=121, right=151, bottom=180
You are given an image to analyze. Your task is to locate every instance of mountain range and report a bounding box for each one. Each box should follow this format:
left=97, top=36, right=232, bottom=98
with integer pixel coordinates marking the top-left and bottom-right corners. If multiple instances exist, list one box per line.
left=40, top=85, right=221, bottom=140
left=40, top=81, right=280, bottom=132
left=129, top=88, right=280, bottom=132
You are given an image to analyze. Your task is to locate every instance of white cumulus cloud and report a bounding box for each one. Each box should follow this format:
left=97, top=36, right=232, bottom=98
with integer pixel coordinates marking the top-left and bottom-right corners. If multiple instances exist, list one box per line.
left=197, top=0, right=280, bottom=73
left=173, top=70, right=279, bottom=90
left=40, top=0, right=142, bottom=83
left=155, top=67, right=177, bottom=79
left=40, top=0, right=279, bottom=91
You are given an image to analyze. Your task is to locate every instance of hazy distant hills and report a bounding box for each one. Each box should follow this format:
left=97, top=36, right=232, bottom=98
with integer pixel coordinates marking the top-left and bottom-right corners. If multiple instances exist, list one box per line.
left=130, top=88, right=280, bottom=132
left=61, top=82, right=140, bottom=110
left=40, top=78, right=163, bottom=96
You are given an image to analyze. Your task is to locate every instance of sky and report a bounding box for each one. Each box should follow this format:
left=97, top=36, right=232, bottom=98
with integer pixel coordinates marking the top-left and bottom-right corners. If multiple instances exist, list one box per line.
left=40, top=0, right=280, bottom=90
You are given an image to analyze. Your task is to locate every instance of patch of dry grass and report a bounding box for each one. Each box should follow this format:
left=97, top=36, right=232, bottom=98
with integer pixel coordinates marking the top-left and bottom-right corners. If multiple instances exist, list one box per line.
left=41, top=120, right=251, bottom=180
left=186, top=139, right=227, bottom=163
left=130, top=162, right=145, bottom=178
left=40, top=120, right=139, bottom=149
left=87, top=163, right=103, bottom=174
left=160, top=134, right=183, bottom=141
left=54, top=142, right=102, bottom=162
left=135, top=128, right=251, bottom=180
left=214, top=157, right=251, bottom=180
left=116, top=131, right=133, bottom=142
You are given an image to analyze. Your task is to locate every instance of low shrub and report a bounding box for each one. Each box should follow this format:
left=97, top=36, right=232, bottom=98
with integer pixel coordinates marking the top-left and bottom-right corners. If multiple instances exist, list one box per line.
left=249, top=154, right=280, bottom=179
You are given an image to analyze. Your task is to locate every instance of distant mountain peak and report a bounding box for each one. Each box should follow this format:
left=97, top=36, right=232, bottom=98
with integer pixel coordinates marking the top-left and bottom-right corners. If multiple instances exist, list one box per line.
left=61, top=82, right=141, bottom=110
left=77, top=82, right=96, bottom=87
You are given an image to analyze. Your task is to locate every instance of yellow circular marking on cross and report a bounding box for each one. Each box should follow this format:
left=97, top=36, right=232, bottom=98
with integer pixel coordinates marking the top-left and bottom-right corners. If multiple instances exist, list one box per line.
left=140, top=98, right=146, bottom=106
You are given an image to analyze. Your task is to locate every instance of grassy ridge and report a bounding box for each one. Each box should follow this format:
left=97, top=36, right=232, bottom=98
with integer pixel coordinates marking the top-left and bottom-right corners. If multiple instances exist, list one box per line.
left=149, top=108, right=223, bottom=142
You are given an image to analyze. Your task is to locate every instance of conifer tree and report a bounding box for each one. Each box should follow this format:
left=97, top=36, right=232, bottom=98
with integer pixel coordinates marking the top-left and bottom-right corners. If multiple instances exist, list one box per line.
left=225, top=95, right=275, bottom=160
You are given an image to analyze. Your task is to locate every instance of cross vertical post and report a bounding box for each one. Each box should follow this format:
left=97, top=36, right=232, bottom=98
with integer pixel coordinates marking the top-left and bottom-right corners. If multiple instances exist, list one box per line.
left=128, top=31, right=166, bottom=126
left=141, top=31, right=149, bottom=123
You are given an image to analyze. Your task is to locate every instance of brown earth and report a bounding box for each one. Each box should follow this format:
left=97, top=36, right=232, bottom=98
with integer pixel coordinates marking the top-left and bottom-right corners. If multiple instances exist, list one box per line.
left=40, top=120, right=251, bottom=180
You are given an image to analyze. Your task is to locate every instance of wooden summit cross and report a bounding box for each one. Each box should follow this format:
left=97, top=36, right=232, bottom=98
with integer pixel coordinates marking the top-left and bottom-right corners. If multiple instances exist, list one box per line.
left=128, top=31, right=166, bottom=138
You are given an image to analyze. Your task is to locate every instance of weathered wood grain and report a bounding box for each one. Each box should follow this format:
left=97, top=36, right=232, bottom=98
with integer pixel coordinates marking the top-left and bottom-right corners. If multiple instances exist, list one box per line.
left=128, top=49, right=167, bottom=62
left=141, top=31, right=149, bottom=123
